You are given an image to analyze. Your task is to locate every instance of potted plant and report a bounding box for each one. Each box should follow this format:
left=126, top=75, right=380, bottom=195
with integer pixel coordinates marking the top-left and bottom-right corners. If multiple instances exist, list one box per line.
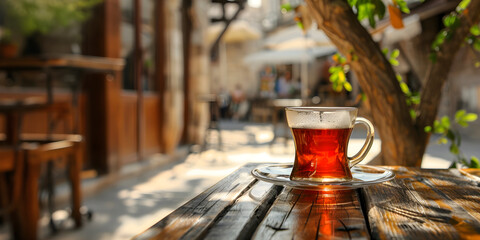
left=3, top=0, right=102, bottom=55
left=0, top=28, right=19, bottom=58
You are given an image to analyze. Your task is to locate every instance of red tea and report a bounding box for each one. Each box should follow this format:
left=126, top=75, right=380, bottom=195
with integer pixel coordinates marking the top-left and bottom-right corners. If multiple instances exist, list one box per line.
left=290, top=128, right=353, bottom=181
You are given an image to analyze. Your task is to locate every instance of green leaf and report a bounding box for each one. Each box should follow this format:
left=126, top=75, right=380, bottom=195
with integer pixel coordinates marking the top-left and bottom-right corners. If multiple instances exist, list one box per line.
left=470, top=156, right=480, bottom=168
left=396, top=0, right=410, bottom=14
left=329, top=72, right=339, bottom=82
left=456, top=0, right=471, bottom=12
left=410, top=94, right=420, bottom=105
left=390, top=49, right=400, bottom=58
left=438, top=137, right=448, bottom=144
left=443, top=14, right=460, bottom=28
left=329, top=66, right=338, bottom=74
left=450, top=144, right=459, bottom=155
left=382, top=48, right=389, bottom=55
left=400, top=82, right=410, bottom=95
left=348, top=0, right=358, bottom=7
left=455, top=109, right=466, bottom=122
left=432, top=30, right=447, bottom=51
left=281, top=3, right=293, bottom=12
left=357, top=1, right=378, bottom=28
left=475, top=62, right=480, bottom=68
left=474, top=40, right=480, bottom=52
left=424, top=126, right=432, bottom=133
left=433, top=120, right=442, bottom=133
left=458, top=120, right=468, bottom=127
left=396, top=74, right=402, bottom=81
left=375, top=0, right=386, bottom=19
left=441, top=116, right=451, bottom=128
left=389, top=58, right=399, bottom=66
left=463, top=113, right=478, bottom=122
left=471, top=25, right=480, bottom=36
left=343, top=82, right=352, bottom=92
left=338, top=71, right=346, bottom=82
left=296, top=21, right=304, bottom=30
left=409, top=109, right=417, bottom=120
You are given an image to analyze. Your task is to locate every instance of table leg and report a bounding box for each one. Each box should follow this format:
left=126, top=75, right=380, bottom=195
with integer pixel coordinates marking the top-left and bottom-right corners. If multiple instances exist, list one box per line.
left=6, top=111, right=21, bottom=146
left=69, top=144, right=82, bottom=227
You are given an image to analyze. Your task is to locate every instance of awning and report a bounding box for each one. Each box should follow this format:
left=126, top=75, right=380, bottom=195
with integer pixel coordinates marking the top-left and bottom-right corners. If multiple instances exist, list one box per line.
left=242, top=46, right=336, bottom=65
left=207, top=20, right=262, bottom=43
left=264, top=25, right=332, bottom=50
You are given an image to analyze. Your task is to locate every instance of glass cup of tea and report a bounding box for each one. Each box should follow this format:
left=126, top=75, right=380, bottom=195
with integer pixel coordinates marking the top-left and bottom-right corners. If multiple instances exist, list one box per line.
left=285, top=107, right=374, bottom=182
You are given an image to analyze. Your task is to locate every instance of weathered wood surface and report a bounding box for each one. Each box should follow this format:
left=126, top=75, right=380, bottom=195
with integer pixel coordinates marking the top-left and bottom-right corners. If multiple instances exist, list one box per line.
left=253, top=188, right=368, bottom=239
left=363, top=166, right=480, bottom=239
left=133, top=164, right=260, bottom=240
left=134, top=164, right=480, bottom=240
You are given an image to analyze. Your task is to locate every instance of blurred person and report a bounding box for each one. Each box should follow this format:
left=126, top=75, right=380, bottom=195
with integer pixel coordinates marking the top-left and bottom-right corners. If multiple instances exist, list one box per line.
left=217, top=86, right=231, bottom=119
left=259, top=65, right=276, bottom=98
left=276, top=71, right=299, bottom=98
left=231, top=84, right=249, bottom=120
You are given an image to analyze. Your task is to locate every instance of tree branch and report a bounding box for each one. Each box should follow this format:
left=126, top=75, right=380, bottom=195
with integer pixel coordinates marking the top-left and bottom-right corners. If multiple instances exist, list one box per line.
left=417, top=1, right=480, bottom=131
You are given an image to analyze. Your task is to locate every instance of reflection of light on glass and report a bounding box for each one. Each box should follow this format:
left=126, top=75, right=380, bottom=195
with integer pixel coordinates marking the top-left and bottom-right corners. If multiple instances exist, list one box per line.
left=248, top=0, right=262, bottom=8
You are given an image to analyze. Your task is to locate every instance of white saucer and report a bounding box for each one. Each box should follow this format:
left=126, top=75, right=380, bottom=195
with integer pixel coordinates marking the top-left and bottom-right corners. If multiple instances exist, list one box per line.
left=251, top=164, right=395, bottom=190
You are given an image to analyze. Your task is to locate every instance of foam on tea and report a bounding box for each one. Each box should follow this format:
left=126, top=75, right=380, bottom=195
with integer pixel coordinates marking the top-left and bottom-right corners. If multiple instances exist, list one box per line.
left=285, top=107, right=356, bottom=129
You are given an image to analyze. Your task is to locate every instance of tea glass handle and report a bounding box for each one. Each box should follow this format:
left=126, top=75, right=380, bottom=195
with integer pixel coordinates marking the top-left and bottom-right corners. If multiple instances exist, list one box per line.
left=348, top=117, right=374, bottom=167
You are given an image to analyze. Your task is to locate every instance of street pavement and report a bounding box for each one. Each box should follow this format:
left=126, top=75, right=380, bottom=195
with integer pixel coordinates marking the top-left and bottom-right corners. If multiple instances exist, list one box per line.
left=1, top=120, right=479, bottom=239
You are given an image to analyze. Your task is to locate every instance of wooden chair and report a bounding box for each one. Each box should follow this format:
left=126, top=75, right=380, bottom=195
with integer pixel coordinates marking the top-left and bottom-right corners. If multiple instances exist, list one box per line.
left=0, top=97, right=85, bottom=239
left=0, top=147, right=23, bottom=218
left=16, top=139, right=83, bottom=239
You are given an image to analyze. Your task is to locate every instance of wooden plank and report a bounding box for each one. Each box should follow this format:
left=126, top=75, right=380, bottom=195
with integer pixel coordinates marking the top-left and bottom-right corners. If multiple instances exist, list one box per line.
left=132, top=163, right=259, bottom=240
left=0, top=55, right=124, bottom=71
left=204, top=180, right=284, bottom=239
left=254, top=188, right=369, bottom=239
left=362, top=167, right=480, bottom=240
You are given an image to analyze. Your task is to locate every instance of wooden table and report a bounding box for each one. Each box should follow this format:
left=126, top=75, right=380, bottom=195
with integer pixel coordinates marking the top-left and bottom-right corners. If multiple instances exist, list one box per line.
left=134, top=163, right=480, bottom=239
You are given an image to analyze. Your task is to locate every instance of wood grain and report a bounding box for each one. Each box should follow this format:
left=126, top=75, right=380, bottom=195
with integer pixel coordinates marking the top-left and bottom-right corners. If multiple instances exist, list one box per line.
left=362, top=167, right=480, bottom=239
left=134, top=164, right=480, bottom=240
left=132, top=164, right=260, bottom=240
left=204, top=180, right=283, bottom=239
left=253, top=188, right=369, bottom=239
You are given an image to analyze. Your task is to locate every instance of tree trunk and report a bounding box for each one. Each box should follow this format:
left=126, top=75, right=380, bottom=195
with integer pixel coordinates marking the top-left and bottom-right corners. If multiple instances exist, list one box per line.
left=305, top=0, right=480, bottom=166
left=306, top=0, right=422, bottom=166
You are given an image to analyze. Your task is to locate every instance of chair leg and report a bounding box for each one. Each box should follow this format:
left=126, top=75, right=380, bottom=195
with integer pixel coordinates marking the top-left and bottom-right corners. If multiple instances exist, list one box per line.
left=19, top=160, right=41, bottom=240
left=0, top=174, right=8, bottom=223
left=46, top=161, right=58, bottom=232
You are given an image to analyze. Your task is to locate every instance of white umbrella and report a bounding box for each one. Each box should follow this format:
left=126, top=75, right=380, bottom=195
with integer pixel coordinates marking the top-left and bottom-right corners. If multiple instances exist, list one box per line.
left=207, top=20, right=262, bottom=43
left=242, top=46, right=336, bottom=64
left=264, top=25, right=332, bottom=50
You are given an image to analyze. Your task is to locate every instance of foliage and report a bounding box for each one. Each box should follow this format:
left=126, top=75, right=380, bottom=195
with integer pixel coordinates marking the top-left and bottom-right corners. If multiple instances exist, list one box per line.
left=3, top=0, right=103, bottom=36
left=286, top=0, right=480, bottom=166
left=0, top=28, right=13, bottom=44
left=430, top=0, right=480, bottom=66
left=348, top=0, right=386, bottom=28
left=424, top=110, right=479, bottom=168
left=329, top=53, right=353, bottom=92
